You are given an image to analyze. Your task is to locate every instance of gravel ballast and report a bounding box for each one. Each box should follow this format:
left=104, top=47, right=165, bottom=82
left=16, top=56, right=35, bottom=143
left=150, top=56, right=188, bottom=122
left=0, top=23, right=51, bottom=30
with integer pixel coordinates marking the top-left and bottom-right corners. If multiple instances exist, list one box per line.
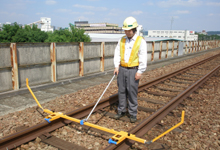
left=0, top=50, right=220, bottom=150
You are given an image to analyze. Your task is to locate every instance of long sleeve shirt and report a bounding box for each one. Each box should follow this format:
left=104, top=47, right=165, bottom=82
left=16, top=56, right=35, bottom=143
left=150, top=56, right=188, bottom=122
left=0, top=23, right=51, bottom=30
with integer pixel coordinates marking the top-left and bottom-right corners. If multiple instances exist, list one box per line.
left=114, top=34, right=147, bottom=74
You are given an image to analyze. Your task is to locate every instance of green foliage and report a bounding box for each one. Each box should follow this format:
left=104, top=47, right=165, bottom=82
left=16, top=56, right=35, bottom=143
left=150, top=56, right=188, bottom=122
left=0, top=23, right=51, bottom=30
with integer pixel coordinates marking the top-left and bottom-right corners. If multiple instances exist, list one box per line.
left=69, top=26, right=91, bottom=42
left=196, top=33, right=220, bottom=40
left=0, top=23, right=48, bottom=43
left=12, top=24, right=48, bottom=43
left=207, top=31, right=220, bottom=35
left=45, top=29, right=72, bottom=42
left=0, top=22, right=91, bottom=43
left=0, top=22, right=21, bottom=42
left=45, top=26, right=91, bottom=42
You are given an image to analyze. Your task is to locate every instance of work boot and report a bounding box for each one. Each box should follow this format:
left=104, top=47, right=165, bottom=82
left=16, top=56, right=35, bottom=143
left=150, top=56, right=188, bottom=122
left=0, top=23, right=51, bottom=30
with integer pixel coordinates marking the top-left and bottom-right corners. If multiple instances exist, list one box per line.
left=130, top=115, right=137, bottom=123
left=114, top=112, right=126, bottom=120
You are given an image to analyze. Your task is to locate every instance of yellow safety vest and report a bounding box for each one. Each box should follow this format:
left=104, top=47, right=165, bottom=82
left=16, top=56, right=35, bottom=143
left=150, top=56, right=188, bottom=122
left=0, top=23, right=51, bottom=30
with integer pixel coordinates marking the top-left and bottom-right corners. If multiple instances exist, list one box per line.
left=120, top=36, right=142, bottom=67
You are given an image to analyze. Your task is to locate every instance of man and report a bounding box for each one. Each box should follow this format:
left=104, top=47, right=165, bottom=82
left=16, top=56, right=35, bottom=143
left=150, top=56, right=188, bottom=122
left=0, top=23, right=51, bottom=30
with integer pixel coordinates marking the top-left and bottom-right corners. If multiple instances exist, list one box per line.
left=113, top=16, right=147, bottom=123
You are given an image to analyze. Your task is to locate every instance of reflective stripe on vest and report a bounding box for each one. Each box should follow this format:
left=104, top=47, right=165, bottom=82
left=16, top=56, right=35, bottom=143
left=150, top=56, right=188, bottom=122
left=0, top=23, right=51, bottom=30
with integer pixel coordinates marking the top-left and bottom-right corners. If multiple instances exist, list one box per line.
left=120, top=36, right=142, bottom=67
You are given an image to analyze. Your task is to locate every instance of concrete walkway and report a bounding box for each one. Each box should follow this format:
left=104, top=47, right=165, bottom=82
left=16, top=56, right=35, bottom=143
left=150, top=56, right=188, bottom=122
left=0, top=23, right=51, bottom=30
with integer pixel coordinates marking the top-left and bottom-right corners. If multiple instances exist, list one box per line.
left=0, top=48, right=219, bottom=116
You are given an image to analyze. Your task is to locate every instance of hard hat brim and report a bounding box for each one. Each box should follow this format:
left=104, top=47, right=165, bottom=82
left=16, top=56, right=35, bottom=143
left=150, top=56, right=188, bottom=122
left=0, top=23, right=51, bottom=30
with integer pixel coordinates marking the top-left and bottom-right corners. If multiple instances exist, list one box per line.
left=122, top=26, right=137, bottom=30
left=122, top=27, right=134, bottom=30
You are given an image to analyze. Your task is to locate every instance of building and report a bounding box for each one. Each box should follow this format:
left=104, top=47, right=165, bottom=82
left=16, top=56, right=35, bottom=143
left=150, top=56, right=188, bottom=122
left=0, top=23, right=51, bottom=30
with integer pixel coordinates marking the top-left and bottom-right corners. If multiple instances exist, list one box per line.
left=197, top=30, right=208, bottom=35
left=147, top=30, right=198, bottom=41
left=0, top=23, right=2, bottom=31
left=39, top=17, right=54, bottom=32
left=0, top=22, right=23, bottom=31
left=74, top=21, right=124, bottom=34
left=23, top=17, right=54, bottom=32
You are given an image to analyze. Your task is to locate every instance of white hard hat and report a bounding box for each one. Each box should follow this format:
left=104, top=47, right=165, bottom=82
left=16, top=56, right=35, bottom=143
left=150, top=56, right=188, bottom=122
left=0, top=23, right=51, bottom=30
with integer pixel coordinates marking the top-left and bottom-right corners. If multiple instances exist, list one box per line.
left=122, top=16, right=138, bottom=30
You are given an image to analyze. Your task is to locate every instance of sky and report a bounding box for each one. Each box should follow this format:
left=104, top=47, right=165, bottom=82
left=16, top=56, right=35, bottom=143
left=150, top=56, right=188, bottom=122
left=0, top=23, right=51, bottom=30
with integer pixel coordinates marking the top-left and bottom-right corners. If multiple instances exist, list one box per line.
left=0, top=0, right=220, bottom=32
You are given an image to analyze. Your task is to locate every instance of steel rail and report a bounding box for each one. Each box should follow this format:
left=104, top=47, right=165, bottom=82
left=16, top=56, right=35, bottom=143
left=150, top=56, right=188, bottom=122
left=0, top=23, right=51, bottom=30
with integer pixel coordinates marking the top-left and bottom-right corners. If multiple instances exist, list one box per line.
left=0, top=95, right=118, bottom=150
left=0, top=53, right=220, bottom=150
left=138, top=53, right=220, bottom=91
left=105, top=65, right=220, bottom=150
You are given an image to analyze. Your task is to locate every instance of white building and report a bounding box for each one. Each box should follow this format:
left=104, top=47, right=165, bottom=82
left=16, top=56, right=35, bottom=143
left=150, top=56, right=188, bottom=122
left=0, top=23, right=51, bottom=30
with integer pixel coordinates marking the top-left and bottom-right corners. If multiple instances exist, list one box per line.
left=88, top=25, right=144, bottom=42
left=136, top=25, right=143, bottom=37
left=0, top=23, right=2, bottom=31
left=24, top=17, right=54, bottom=32
left=197, top=30, right=208, bottom=35
left=75, top=21, right=124, bottom=34
left=147, top=30, right=198, bottom=41
left=40, top=17, right=54, bottom=32
left=0, top=22, right=22, bottom=31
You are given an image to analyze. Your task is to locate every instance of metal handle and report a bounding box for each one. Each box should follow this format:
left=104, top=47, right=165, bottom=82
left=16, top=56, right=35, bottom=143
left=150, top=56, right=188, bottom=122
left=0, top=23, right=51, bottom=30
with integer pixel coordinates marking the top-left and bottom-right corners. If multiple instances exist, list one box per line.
left=85, top=74, right=116, bottom=122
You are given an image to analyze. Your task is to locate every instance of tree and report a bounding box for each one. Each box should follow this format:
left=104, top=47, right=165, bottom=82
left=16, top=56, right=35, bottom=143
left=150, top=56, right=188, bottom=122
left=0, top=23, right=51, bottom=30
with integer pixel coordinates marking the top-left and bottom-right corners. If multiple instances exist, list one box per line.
left=0, top=23, right=48, bottom=43
left=0, top=22, right=21, bottom=42
left=196, top=33, right=220, bottom=41
left=45, top=26, right=91, bottom=43
left=0, top=22, right=91, bottom=43
left=45, top=29, right=72, bottom=42
left=12, top=24, right=48, bottom=43
left=69, top=26, right=91, bottom=42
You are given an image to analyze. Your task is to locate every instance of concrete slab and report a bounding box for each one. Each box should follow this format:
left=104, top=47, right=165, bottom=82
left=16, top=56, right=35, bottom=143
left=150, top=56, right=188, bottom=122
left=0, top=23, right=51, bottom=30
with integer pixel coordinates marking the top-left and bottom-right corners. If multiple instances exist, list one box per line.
left=62, top=82, right=94, bottom=91
left=43, top=86, right=76, bottom=96
left=0, top=95, right=34, bottom=108
left=84, top=75, right=115, bottom=85
left=61, top=77, right=111, bottom=91
left=0, top=95, right=36, bottom=116
left=0, top=91, right=60, bottom=116
left=21, top=90, right=58, bottom=102
left=0, top=104, right=13, bottom=113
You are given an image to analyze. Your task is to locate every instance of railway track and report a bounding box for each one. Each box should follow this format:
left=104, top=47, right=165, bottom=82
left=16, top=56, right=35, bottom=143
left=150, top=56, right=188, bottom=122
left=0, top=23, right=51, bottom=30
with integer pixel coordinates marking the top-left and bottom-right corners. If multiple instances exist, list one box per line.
left=0, top=53, right=220, bottom=150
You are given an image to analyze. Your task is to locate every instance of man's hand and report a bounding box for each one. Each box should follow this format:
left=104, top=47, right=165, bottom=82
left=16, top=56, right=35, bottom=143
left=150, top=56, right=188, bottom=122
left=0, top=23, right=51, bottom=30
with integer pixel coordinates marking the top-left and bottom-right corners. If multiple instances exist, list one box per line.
left=114, top=67, right=119, bottom=75
left=135, top=72, right=142, bottom=80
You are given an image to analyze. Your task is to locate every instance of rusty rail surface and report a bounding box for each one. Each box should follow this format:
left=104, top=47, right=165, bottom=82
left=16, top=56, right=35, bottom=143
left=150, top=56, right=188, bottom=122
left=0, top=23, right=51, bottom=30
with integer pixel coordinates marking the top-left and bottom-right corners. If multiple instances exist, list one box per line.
left=0, top=53, right=220, bottom=150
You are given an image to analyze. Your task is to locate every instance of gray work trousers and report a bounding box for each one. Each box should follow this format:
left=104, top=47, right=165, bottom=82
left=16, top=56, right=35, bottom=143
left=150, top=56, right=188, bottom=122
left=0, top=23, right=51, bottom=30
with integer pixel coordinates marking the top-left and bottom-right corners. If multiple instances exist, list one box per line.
left=117, top=66, right=139, bottom=116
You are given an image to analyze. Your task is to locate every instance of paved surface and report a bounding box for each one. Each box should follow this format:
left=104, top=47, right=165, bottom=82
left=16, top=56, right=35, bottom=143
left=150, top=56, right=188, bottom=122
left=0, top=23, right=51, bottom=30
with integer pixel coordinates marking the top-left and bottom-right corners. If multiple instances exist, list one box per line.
left=0, top=48, right=219, bottom=116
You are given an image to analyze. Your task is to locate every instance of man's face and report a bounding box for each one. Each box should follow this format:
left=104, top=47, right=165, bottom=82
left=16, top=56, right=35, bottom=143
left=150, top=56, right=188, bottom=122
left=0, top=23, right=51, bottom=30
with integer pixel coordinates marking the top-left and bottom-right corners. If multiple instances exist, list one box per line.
left=125, top=29, right=135, bottom=39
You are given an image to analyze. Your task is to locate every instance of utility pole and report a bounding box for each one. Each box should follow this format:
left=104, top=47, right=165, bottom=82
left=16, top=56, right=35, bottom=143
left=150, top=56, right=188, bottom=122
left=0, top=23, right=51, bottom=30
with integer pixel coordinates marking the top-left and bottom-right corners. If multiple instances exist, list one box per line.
left=169, top=17, right=174, bottom=38
left=170, top=17, right=174, bottom=30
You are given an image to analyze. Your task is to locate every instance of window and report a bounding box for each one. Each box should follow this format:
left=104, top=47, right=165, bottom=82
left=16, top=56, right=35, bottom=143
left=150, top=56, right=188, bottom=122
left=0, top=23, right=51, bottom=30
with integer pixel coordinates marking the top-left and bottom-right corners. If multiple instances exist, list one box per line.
left=165, top=31, right=168, bottom=34
left=161, top=36, right=164, bottom=37
left=170, top=31, right=173, bottom=33
left=157, top=31, right=160, bottom=34
left=153, top=31, right=156, bottom=33
left=149, top=35, right=151, bottom=37
left=153, top=36, right=155, bottom=37
left=157, top=36, right=160, bottom=37
left=173, top=36, right=177, bottom=38
left=174, top=31, right=177, bottom=33
left=161, top=31, right=164, bottom=34
left=165, top=36, right=168, bottom=37
left=178, top=36, right=181, bottom=38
